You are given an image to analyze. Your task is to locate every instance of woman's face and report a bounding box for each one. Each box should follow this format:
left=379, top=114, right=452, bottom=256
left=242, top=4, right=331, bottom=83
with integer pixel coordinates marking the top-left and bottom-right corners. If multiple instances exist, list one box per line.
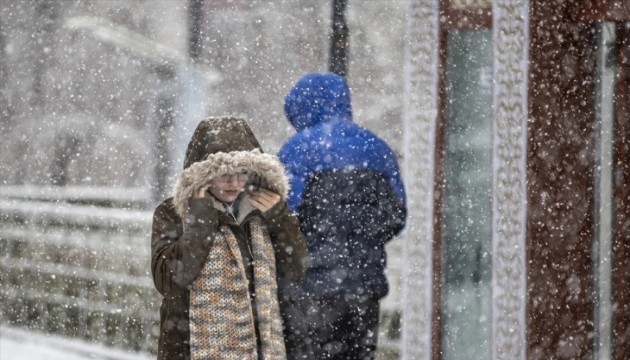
left=209, top=171, right=248, bottom=202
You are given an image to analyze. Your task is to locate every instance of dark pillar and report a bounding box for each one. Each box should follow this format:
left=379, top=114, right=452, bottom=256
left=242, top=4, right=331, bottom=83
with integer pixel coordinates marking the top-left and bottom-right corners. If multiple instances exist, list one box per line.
left=329, top=0, right=348, bottom=77
left=32, top=0, right=58, bottom=108
left=0, top=15, right=9, bottom=123
left=151, top=66, right=176, bottom=204
left=188, top=0, right=204, bottom=62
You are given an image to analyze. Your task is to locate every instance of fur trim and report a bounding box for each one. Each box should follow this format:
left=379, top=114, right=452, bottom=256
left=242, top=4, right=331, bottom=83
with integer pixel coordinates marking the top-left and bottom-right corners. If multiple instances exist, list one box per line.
left=173, top=149, right=289, bottom=219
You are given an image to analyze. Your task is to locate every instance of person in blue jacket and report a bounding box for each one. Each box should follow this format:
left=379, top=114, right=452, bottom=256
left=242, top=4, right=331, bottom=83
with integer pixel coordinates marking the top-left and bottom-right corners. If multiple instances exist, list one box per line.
left=278, top=72, right=407, bottom=359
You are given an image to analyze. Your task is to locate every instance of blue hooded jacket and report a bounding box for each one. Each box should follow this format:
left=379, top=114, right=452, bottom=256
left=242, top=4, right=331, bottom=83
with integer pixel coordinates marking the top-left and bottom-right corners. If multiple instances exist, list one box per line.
left=278, top=72, right=406, bottom=299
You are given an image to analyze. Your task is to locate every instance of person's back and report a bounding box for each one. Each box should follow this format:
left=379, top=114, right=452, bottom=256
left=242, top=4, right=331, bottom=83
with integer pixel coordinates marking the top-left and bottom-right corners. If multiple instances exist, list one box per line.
left=278, top=72, right=406, bottom=359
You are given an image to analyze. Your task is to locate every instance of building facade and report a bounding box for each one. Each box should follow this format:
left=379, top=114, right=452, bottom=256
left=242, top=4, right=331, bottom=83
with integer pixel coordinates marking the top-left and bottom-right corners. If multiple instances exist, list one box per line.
left=401, top=1, right=629, bottom=359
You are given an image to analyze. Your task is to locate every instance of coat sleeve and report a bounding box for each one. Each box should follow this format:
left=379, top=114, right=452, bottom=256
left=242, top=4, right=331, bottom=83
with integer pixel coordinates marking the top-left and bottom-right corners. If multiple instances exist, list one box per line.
left=377, top=141, right=407, bottom=234
left=383, top=165, right=407, bottom=236
left=376, top=177, right=407, bottom=241
left=151, top=198, right=220, bottom=295
left=261, top=201, right=308, bottom=285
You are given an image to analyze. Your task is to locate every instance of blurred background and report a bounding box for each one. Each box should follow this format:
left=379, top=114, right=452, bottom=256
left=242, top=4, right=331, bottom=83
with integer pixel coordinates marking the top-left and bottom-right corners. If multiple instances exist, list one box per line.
left=0, top=0, right=405, bottom=203
left=0, top=0, right=406, bottom=358
left=1, top=1, right=629, bottom=360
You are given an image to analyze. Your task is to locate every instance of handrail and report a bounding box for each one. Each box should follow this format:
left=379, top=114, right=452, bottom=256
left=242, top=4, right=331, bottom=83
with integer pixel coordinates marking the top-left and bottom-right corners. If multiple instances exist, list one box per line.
left=0, top=190, right=159, bottom=354
left=0, top=185, right=151, bottom=203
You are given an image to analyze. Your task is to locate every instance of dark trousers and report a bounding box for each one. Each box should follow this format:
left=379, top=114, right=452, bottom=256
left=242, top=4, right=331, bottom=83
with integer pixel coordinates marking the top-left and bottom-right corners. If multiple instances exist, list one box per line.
left=297, top=295, right=380, bottom=360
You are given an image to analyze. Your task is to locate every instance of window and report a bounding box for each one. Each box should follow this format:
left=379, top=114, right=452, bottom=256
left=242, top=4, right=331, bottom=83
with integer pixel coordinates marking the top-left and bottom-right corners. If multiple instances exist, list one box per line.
left=439, top=29, right=493, bottom=360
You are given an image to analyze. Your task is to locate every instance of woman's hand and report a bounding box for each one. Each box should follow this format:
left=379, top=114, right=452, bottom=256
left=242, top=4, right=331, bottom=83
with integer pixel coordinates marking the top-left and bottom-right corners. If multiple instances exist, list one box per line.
left=248, top=189, right=281, bottom=213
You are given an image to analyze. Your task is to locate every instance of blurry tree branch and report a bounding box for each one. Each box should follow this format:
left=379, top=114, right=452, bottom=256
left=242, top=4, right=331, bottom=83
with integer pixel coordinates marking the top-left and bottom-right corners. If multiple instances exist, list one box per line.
left=64, top=16, right=219, bottom=83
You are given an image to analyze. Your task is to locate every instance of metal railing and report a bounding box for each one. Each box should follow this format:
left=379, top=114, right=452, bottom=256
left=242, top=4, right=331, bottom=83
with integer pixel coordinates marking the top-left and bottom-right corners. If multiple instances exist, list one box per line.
left=0, top=186, right=158, bottom=354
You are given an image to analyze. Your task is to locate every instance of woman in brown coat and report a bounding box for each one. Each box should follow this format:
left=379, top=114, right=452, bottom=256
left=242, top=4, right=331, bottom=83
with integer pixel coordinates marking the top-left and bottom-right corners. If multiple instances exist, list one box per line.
left=151, top=116, right=308, bottom=360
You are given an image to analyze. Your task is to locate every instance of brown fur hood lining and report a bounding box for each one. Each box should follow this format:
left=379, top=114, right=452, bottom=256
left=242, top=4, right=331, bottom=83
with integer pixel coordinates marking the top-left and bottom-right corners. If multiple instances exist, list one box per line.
left=172, top=149, right=289, bottom=219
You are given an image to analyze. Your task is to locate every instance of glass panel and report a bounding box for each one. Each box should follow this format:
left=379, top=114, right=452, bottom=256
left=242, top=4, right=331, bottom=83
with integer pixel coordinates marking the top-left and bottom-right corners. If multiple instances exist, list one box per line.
left=440, top=29, right=492, bottom=360
left=593, top=21, right=617, bottom=360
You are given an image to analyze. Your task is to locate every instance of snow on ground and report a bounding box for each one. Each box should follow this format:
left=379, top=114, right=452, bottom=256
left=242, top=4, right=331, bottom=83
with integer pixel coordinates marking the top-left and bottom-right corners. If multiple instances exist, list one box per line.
left=0, top=325, right=153, bottom=360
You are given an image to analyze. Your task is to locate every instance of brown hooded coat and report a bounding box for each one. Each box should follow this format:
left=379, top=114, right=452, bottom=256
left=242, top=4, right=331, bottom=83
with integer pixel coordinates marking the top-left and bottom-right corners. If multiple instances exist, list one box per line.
left=151, top=117, right=307, bottom=360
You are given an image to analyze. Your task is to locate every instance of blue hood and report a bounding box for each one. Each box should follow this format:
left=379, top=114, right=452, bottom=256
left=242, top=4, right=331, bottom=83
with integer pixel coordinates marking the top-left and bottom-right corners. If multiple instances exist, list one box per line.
left=284, top=72, right=353, bottom=132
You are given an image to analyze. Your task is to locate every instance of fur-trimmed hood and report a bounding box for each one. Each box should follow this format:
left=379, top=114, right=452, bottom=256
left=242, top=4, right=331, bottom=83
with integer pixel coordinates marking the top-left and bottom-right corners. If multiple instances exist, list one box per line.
left=172, top=117, right=289, bottom=219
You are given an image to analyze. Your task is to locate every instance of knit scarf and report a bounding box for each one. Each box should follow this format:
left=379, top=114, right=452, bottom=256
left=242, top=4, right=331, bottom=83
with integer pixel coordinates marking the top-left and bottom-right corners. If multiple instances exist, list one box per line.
left=189, top=217, right=286, bottom=360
